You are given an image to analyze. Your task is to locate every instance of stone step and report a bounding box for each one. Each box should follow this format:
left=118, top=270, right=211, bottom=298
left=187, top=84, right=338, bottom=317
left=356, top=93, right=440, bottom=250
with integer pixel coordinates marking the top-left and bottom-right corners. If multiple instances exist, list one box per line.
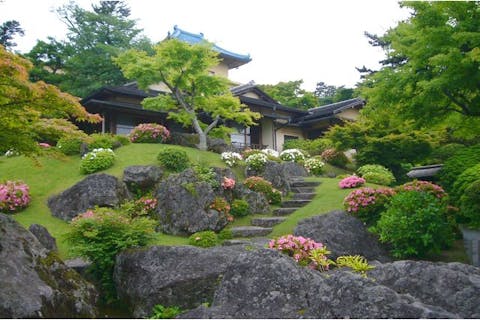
left=290, top=181, right=321, bottom=188
left=281, top=200, right=311, bottom=208
left=292, top=193, right=316, bottom=200
left=273, top=208, right=298, bottom=216
left=291, top=187, right=315, bottom=194
left=231, top=226, right=273, bottom=237
left=251, top=217, right=286, bottom=228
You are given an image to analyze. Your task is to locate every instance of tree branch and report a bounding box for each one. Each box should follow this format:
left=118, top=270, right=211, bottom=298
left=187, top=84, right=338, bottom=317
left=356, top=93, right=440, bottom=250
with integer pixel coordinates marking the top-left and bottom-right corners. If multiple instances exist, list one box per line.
left=205, top=115, right=220, bottom=135
left=442, top=89, right=472, bottom=115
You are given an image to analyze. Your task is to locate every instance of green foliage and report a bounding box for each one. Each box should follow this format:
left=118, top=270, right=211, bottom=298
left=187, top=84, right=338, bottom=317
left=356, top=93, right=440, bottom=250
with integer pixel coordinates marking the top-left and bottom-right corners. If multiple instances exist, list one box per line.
left=157, top=148, right=190, bottom=172
left=243, top=176, right=281, bottom=204
left=32, top=118, right=88, bottom=146
left=88, top=133, right=118, bottom=150
left=0, top=20, right=24, bottom=50
left=429, top=143, right=466, bottom=163
left=315, top=81, right=356, bottom=106
left=57, top=136, right=85, bottom=155
left=438, top=144, right=480, bottom=193
left=150, top=305, right=182, bottom=319
left=116, top=38, right=260, bottom=150
left=357, top=164, right=395, bottom=186
left=193, top=164, right=219, bottom=188
left=371, top=191, right=454, bottom=259
left=283, top=138, right=333, bottom=156
left=304, top=157, right=325, bottom=176
left=259, top=80, right=318, bottom=110
left=218, top=228, right=233, bottom=241
left=451, top=163, right=480, bottom=205
left=65, top=208, right=156, bottom=302
left=80, top=148, right=116, bottom=174
left=208, top=126, right=235, bottom=143
left=335, top=255, right=375, bottom=277
left=188, top=231, right=218, bottom=248
left=230, top=199, right=250, bottom=217
left=459, top=179, right=480, bottom=229
left=320, top=148, right=349, bottom=168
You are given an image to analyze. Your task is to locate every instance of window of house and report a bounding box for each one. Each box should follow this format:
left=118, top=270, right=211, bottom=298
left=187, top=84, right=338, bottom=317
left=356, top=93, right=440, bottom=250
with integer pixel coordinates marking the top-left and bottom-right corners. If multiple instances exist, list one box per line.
left=284, top=135, right=299, bottom=141
left=116, top=114, right=135, bottom=135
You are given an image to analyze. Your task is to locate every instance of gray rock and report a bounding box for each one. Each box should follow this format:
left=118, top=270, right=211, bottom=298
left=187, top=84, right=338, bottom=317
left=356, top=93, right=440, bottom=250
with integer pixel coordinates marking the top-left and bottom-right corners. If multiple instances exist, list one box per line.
left=64, top=258, right=92, bottom=277
left=113, top=245, right=244, bottom=318
left=207, top=138, right=228, bottom=154
left=28, top=224, right=57, bottom=252
left=370, top=260, right=480, bottom=318
left=250, top=161, right=308, bottom=193
left=294, top=210, right=392, bottom=262
left=169, top=132, right=199, bottom=148
left=123, top=165, right=163, bottom=192
left=48, top=173, right=130, bottom=221
left=0, top=214, right=98, bottom=318
left=155, top=169, right=228, bottom=235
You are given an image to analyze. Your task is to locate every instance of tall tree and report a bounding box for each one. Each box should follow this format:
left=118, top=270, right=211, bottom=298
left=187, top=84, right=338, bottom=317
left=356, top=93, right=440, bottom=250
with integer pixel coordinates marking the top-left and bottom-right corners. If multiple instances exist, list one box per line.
left=116, top=39, right=260, bottom=151
left=314, top=81, right=355, bottom=106
left=0, top=46, right=100, bottom=155
left=27, top=1, right=151, bottom=98
left=259, top=80, right=318, bottom=109
left=0, top=20, right=24, bottom=50
left=358, top=2, right=480, bottom=133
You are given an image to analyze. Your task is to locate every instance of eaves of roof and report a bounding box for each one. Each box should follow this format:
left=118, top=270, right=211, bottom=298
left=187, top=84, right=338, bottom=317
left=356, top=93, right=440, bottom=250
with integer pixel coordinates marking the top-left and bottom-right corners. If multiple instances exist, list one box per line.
left=239, top=96, right=308, bottom=115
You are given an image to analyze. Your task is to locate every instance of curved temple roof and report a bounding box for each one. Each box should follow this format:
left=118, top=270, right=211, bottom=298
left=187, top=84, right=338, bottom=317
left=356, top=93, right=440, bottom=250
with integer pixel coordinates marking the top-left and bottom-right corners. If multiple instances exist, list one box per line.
left=168, top=25, right=251, bottom=69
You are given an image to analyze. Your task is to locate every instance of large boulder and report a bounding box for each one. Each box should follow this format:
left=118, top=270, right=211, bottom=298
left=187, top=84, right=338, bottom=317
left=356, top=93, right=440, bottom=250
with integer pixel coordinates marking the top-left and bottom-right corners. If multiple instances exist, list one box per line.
left=370, top=260, right=480, bottom=318
left=294, top=210, right=392, bottom=262
left=48, top=173, right=130, bottom=221
left=0, top=214, right=98, bottom=318
left=28, top=224, right=58, bottom=252
left=123, top=165, right=163, bottom=193
left=248, top=161, right=308, bottom=193
left=114, top=245, right=245, bottom=318
left=155, top=169, right=228, bottom=235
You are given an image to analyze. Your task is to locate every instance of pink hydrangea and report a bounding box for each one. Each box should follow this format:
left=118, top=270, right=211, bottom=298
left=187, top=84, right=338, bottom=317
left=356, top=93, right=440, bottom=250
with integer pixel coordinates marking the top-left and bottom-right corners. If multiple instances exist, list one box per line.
left=269, top=234, right=324, bottom=268
left=38, top=142, right=51, bottom=148
left=0, top=181, right=31, bottom=213
left=129, top=123, right=170, bottom=143
left=221, top=177, right=236, bottom=190
left=343, top=187, right=396, bottom=213
left=339, top=175, right=366, bottom=189
left=396, top=180, right=447, bottom=199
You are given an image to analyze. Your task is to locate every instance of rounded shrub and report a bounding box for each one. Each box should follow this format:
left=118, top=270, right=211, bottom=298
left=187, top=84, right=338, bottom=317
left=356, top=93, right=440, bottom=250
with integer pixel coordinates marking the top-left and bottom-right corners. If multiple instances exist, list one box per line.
left=304, top=157, right=325, bottom=176
left=80, top=148, right=116, bottom=174
left=321, top=148, right=349, bottom=168
left=244, top=176, right=282, bottom=204
left=343, top=187, right=396, bottom=225
left=129, top=123, right=170, bottom=143
left=88, top=133, right=117, bottom=150
left=459, top=179, right=480, bottom=229
left=230, top=199, right=250, bottom=217
left=371, top=190, right=454, bottom=259
left=157, top=148, right=190, bottom=172
left=221, top=151, right=243, bottom=167
left=188, top=231, right=218, bottom=248
left=451, top=163, right=480, bottom=205
left=438, top=144, right=480, bottom=192
left=56, top=137, right=85, bottom=155
left=245, top=153, right=268, bottom=171
left=357, top=164, right=395, bottom=186
left=338, top=175, right=365, bottom=189
left=279, top=149, right=305, bottom=163
left=396, top=180, right=447, bottom=200
left=0, top=180, right=31, bottom=213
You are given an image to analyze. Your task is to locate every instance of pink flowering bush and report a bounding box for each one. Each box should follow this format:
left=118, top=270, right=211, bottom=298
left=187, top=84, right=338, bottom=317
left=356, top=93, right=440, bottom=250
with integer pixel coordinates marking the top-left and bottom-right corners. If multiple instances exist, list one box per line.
left=344, top=187, right=396, bottom=225
left=269, top=235, right=333, bottom=271
left=0, top=180, right=31, bottom=213
left=129, top=123, right=170, bottom=143
left=210, top=196, right=233, bottom=222
left=339, top=175, right=366, bottom=189
left=221, top=177, right=236, bottom=190
left=244, top=176, right=281, bottom=204
left=396, top=180, right=447, bottom=200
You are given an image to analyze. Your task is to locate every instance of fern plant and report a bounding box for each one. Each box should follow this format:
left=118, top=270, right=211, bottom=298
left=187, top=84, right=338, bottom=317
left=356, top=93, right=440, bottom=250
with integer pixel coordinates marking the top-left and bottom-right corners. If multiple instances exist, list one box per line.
left=335, top=255, right=375, bottom=277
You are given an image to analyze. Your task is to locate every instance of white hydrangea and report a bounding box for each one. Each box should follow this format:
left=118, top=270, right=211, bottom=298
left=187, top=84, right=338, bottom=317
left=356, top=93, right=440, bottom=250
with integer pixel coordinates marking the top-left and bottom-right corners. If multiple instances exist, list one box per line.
left=261, top=148, right=279, bottom=158
left=4, top=149, right=19, bottom=157
left=82, top=148, right=115, bottom=159
left=221, top=151, right=243, bottom=167
left=280, top=149, right=305, bottom=162
left=245, top=152, right=268, bottom=171
left=304, top=157, right=325, bottom=175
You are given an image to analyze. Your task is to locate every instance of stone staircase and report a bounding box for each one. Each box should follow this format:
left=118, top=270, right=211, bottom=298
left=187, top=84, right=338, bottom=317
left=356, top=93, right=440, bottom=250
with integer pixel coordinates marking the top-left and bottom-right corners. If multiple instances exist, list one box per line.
left=230, top=178, right=321, bottom=238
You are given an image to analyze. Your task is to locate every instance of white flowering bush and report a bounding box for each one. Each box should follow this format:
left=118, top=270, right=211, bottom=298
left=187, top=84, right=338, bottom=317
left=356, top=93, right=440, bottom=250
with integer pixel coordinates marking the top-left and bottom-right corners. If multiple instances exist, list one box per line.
left=4, top=149, right=19, bottom=157
left=245, top=153, right=268, bottom=171
left=304, top=157, right=325, bottom=176
left=80, top=148, right=116, bottom=174
left=261, top=148, right=279, bottom=158
left=280, top=149, right=305, bottom=162
left=221, top=152, right=243, bottom=167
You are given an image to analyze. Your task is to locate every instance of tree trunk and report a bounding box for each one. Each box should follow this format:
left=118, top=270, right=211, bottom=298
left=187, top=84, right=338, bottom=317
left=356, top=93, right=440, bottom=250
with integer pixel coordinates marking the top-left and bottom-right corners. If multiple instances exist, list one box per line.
left=197, top=132, right=208, bottom=151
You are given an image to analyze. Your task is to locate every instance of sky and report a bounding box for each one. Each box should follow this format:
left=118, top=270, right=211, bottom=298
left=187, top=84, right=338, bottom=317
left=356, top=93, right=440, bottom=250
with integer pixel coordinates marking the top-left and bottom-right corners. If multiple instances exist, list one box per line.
left=0, top=0, right=411, bottom=91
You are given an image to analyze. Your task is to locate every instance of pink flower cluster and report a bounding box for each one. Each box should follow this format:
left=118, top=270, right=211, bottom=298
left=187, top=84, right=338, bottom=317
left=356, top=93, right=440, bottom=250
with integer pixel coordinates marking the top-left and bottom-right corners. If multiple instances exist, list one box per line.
left=221, top=177, right=236, bottom=190
left=396, top=180, right=447, bottom=199
left=269, top=234, right=323, bottom=266
left=344, top=187, right=396, bottom=213
left=136, top=197, right=158, bottom=213
left=72, top=209, right=96, bottom=222
left=129, top=123, right=170, bottom=143
left=339, top=175, right=366, bottom=189
left=0, top=181, right=31, bottom=213
left=38, top=142, right=51, bottom=148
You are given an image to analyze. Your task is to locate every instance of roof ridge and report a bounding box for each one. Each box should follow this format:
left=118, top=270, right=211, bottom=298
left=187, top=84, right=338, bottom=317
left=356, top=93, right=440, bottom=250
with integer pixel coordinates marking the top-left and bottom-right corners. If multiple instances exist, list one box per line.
left=308, top=98, right=363, bottom=112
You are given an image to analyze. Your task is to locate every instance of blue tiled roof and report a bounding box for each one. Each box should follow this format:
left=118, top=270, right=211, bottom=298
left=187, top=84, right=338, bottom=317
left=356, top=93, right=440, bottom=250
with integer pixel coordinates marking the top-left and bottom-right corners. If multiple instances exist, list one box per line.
left=168, top=25, right=251, bottom=68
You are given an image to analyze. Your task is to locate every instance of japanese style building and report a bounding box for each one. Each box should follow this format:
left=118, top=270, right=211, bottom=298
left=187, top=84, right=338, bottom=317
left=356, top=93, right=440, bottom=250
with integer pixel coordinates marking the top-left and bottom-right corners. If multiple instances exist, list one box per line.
left=80, top=26, right=364, bottom=151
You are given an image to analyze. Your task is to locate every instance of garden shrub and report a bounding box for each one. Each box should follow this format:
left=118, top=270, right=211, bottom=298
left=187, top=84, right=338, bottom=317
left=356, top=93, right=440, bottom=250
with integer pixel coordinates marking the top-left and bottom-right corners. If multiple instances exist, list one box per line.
left=396, top=180, right=447, bottom=200
left=129, top=123, right=170, bottom=143
left=113, top=134, right=131, bottom=147
left=321, top=148, right=349, bottom=168
left=245, top=152, right=268, bottom=171
left=244, top=176, right=282, bottom=204
left=459, top=179, right=480, bottom=229
left=56, top=137, right=86, bottom=156
left=451, top=163, right=480, bottom=205
left=65, top=208, right=156, bottom=301
left=120, top=196, right=158, bottom=219
left=88, top=133, right=118, bottom=150
left=357, top=164, right=395, bottom=186
left=80, top=148, right=116, bottom=174
left=344, top=187, right=396, bottom=225
left=304, top=157, right=325, bottom=176
left=150, top=304, right=182, bottom=319
left=429, top=143, right=466, bottom=163
left=338, top=175, right=365, bottom=189
left=221, top=177, right=236, bottom=190
left=230, top=199, right=250, bottom=217
left=32, top=118, right=87, bottom=146
left=242, top=149, right=262, bottom=159
left=283, top=137, right=333, bottom=155
left=218, top=228, right=233, bottom=241
left=279, top=149, right=305, bottom=163
left=193, top=164, right=219, bottom=188
left=0, top=180, right=31, bottom=213
left=188, top=231, right=219, bottom=248
left=371, top=191, right=454, bottom=259
left=220, top=151, right=243, bottom=167
left=438, top=143, right=480, bottom=192
left=157, top=148, right=190, bottom=172
left=209, top=196, right=233, bottom=221
left=261, top=148, right=280, bottom=158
